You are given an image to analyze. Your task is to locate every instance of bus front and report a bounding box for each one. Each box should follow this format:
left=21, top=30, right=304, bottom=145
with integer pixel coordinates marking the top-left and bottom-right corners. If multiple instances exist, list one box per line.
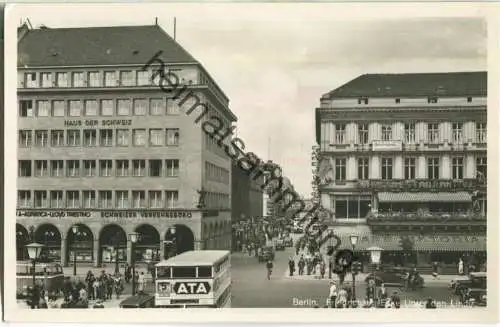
left=155, top=265, right=215, bottom=307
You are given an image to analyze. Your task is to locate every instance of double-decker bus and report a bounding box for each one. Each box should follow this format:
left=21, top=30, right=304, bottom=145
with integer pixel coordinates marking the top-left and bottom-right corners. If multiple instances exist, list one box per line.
left=155, top=250, right=231, bottom=308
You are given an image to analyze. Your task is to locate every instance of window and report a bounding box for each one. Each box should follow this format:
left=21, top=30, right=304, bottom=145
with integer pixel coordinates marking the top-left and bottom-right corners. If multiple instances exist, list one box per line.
left=150, top=98, right=165, bottom=116
left=120, top=71, right=135, bottom=86
left=34, top=191, right=48, bottom=208
left=83, top=130, right=97, bottom=146
left=51, top=130, right=64, bottom=146
left=104, top=71, right=117, bottom=87
left=476, top=123, right=486, bottom=143
left=26, top=72, right=38, bottom=88
left=165, top=191, right=179, bottom=208
left=52, top=100, right=65, bottom=117
left=88, top=72, right=101, bottom=87
left=166, top=129, right=180, bottom=146
left=452, top=157, right=464, bottom=180
left=56, top=72, right=68, bottom=87
left=117, top=99, right=131, bottom=116
left=83, top=160, right=96, bottom=177
left=381, top=158, right=393, bottom=180
left=99, top=160, right=113, bottom=177
left=98, top=191, right=112, bottom=209
left=36, top=101, right=50, bottom=117
left=149, top=191, right=163, bottom=208
left=84, top=100, right=98, bottom=116
left=67, top=160, right=80, bottom=177
left=149, top=129, right=164, bottom=146
left=133, top=99, right=147, bottom=116
left=72, top=72, right=85, bottom=87
left=137, top=71, right=150, bottom=86
left=165, top=159, right=179, bottom=177
left=428, top=123, right=439, bottom=143
left=67, top=130, right=81, bottom=146
left=69, top=100, right=82, bottom=117
left=335, top=124, right=346, bottom=144
left=427, top=157, right=440, bottom=179
left=50, top=160, right=64, bottom=177
left=41, top=73, right=52, bottom=88
left=149, top=160, right=163, bottom=177
left=132, top=191, right=146, bottom=208
left=101, top=100, right=114, bottom=116
left=50, top=191, right=63, bottom=208
left=35, top=130, right=48, bottom=147
left=335, top=158, right=346, bottom=181
left=116, top=191, right=129, bottom=209
left=428, top=97, right=438, bottom=103
left=357, top=158, right=369, bottom=180
left=452, top=123, right=463, bottom=143
left=18, top=160, right=32, bottom=177
left=167, top=99, right=181, bottom=115
left=66, top=191, right=80, bottom=208
left=100, top=129, right=113, bottom=146
left=19, top=100, right=33, bottom=117
left=34, top=160, right=48, bottom=177
left=476, top=157, right=487, bottom=179
left=132, top=160, right=146, bottom=176
left=381, top=124, right=392, bottom=141
left=82, top=191, right=96, bottom=208
left=404, top=123, right=415, bottom=143
left=19, top=130, right=32, bottom=147
left=116, top=129, right=129, bottom=146
left=18, top=190, right=31, bottom=208
left=357, top=97, right=368, bottom=105
left=133, top=129, right=146, bottom=146
left=358, top=124, right=368, bottom=144
left=116, top=160, right=129, bottom=177
left=404, top=158, right=416, bottom=180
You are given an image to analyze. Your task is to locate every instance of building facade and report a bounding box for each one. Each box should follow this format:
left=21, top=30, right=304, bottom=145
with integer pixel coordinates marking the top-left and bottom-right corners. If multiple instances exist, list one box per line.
left=230, top=160, right=264, bottom=223
left=16, top=23, right=237, bottom=267
left=315, top=72, right=487, bottom=269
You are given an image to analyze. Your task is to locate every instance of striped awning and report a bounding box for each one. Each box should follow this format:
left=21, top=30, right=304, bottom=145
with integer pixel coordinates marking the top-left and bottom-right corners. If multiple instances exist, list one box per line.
left=377, top=192, right=471, bottom=203
left=331, top=231, right=486, bottom=252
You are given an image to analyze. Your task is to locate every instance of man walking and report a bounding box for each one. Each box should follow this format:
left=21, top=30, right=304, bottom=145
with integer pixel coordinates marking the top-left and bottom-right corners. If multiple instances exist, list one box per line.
left=328, top=281, right=337, bottom=308
left=288, top=256, right=295, bottom=277
left=266, top=260, right=273, bottom=280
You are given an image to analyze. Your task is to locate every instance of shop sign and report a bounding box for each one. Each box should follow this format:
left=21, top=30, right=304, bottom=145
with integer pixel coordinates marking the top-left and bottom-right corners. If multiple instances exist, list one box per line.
left=367, top=235, right=483, bottom=243
left=372, top=140, right=402, bottom=151
left=17, top=210, right=194, bottom=219
left=64, top=119, right=132, bottom=127
left=173, top=282, right=211, bottom=295
left=357, top=179, right=482, bottom=191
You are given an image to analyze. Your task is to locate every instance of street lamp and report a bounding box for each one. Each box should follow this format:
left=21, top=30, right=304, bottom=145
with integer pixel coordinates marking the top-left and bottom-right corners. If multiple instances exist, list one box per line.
left=367, top=246, right=383, bottom=284
left=349, top=235, right=359, bottom=303
left=26, top=242, right=44, bottom=309
left=129, top=232, right=139, bottom=296
left=71, top=225, right=78, bottom=276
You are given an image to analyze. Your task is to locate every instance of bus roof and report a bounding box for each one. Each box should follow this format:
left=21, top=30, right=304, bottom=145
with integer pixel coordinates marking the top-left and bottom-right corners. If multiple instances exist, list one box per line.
left=155, top=250, right=230, bottom=267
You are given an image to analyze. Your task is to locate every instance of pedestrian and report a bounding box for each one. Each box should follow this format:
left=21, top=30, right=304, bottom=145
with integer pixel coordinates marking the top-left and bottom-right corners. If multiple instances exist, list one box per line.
left=320, top=261, right=326, bottom=279
left=138, top=272, right=145, bottom=293
left=458, top=258, right=464, bottom=275
left=336, top=286, right=348, bottom=308
left=266, top=260, right=273, bottom=280
left=425, top=297, right=437, bottom=309
left=114, top=274, right=124, bottom=299
left=366, top=279, right=376, bottom=304
left=85, top=271, right=95, bottom=300
left=432, top=261, right=439, bottom=279
left=378, top=283, right=388, bottom=306
left=315, top=261, right=322, bottom=279
left=92, top=277, right=100, bottom=300
left=390, top=291, right=401, bottom=309
left=106, top=275, right=114, bottom=299
left=288, top=256, right=295, bottom=277
left=125, top=265, right=132, bottom=283
left=134, top=270, right=139, bottom=294
left=298, top=256, right=305, bottom=276
left=328, top=281, right=337, bottom=308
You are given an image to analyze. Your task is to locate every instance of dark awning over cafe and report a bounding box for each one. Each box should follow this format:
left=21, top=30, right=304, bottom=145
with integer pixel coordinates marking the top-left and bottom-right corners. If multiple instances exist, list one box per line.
left=377, top=192, right=471, bottom=203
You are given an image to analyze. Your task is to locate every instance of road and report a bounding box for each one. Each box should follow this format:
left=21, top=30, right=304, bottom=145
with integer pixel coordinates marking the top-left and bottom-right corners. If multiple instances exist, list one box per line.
left=231, top=237, right=462, bottom=308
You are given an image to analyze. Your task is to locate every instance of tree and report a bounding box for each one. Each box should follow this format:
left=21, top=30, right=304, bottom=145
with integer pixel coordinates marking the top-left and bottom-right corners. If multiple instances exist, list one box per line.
left=399, top=235, right=415, bottom=266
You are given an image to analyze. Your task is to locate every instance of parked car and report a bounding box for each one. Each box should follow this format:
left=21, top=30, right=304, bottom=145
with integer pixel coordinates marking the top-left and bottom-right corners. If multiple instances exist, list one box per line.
left=258, top=246, right=275, bottom=262
left=453, top=272, right=487, bottom=295
left=120, top=293, right=156, bottom=308
left=365, top=267, right=424, bottom=289
left=462, top=288, right=487, bottom=307
left=283, top=235, right=293, bottom=247
left=275, top=239, right=285, bottom=251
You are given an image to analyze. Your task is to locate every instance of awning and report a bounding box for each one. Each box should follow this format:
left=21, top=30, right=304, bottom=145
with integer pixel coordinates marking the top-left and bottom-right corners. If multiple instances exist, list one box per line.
left=377, top=192, right=471, bottom=203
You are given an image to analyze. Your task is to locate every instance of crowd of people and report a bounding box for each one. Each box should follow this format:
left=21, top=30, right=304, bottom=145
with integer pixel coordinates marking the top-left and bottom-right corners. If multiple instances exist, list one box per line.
left=325, top=280, right=403, bottom=308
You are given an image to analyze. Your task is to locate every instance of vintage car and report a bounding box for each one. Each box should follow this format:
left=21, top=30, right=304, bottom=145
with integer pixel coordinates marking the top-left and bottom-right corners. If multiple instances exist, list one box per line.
left=275, top=239, right=286, bottom=251
left=258, top=246, right=275, bottom=262
left=283, top=235, right=293, bottom=247
left=365, top=267, right=424, bottom=289
left=119, top=293, right=156, bottom=308
left=463, top=288, right=487, bottom=307
left=452, top=272, right=487, bottom=295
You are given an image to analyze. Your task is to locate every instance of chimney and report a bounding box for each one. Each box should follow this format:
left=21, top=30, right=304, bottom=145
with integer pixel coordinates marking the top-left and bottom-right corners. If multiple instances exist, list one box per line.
left=17, top=22, right=30, bottom=42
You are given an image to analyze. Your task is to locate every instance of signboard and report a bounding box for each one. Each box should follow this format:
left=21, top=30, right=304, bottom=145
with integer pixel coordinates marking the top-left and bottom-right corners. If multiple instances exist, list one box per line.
left=17, top=210, right=194, bottom=219
left=173, top=281, right=211, bottom=295
left=372, top=140, right=402, bottom=151
left=64, top=119, right=132, bottom=127
left=356, top=234, right=484, bottom=244
left=357, top=179, right=484, bottom=192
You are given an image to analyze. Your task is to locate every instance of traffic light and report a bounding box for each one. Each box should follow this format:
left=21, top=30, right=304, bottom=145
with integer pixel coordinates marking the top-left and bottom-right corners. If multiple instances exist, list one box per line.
left=351, top=261, right=363, bottom=275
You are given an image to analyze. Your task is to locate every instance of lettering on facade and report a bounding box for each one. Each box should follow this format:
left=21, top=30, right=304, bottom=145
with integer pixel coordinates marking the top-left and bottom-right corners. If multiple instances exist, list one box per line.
left=64, top=119, right=132, bottom=127
left=17, top=210, right=193, bottom=219
left=372, top=140, right=402, bottom=152
left=368, top=235, right=483, bottom=243
left=357, top=179, right=482, bottom=191
left=16, top=210, right=91, bottom=218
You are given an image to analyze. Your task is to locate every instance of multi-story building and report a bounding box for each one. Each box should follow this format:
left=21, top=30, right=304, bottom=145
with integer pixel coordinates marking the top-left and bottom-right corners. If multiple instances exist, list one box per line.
left=315, top=72, right=487, bottom=269
left=230, top=160, right=264, bottom=223
left=16, top=23, right=237, bottom=267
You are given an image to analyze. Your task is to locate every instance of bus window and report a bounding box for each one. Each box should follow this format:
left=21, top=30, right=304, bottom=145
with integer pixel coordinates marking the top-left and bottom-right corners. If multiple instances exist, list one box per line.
left=198, top=266, right=212, bottom=278
left=157, top=267, right=171, bottom=279
left=172, top=267, right=196, bottom=278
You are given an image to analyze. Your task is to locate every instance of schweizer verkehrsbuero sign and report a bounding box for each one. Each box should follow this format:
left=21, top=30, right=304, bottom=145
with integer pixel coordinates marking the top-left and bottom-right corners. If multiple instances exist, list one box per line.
left=357, top=179, right=486, bottom=192
left=16, top=209, right=194, bottom=219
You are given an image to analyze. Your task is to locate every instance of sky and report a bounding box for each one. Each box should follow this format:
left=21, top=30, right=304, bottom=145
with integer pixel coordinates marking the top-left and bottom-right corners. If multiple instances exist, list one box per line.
left=9, top=3, right=487, bottom=198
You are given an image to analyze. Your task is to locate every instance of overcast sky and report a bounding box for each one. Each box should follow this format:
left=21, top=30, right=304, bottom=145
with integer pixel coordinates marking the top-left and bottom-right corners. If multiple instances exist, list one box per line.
left=9, top=4, right=487, bottom=197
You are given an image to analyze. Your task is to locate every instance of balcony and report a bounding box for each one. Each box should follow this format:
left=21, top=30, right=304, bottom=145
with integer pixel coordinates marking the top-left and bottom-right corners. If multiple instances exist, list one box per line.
left=366, top=210, right=486, bottom=224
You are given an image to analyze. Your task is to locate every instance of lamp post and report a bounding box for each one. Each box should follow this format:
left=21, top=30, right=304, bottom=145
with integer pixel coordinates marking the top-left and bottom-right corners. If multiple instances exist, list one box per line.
left=164, top=226, right=177, bottom=259
left=349, top=235, right=359, bottom=302
left=367, top=246, right=383, bottom=284
left=71, top=225, right=79, bottom=276
left=26, top=242, right=44, bottom=309
left=129, top=232, right=139, bottom=296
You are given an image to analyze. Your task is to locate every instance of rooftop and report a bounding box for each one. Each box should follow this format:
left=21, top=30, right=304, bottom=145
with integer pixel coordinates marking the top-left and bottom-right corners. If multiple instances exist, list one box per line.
left=155, top=250, right=230, bottom=266
left=18, top=24, right=197, bottom=67
left=322, top=71, right=487, bottom=99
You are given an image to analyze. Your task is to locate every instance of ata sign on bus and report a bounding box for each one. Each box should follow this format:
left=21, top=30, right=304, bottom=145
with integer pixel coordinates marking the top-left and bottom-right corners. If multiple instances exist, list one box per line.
left=173, top=282, right=211, bottom=295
